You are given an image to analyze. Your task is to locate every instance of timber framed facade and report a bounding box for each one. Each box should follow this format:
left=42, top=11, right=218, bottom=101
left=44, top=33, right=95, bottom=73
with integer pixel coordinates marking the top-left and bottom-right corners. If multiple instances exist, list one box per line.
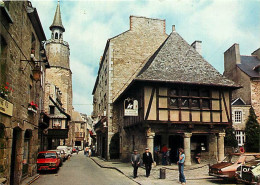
left=113, top=28, right=239, bottom=165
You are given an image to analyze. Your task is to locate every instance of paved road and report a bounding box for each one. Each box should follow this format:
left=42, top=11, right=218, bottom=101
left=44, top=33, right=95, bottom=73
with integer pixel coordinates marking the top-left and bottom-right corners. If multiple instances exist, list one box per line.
left=33, top=152, right=137, bottom=185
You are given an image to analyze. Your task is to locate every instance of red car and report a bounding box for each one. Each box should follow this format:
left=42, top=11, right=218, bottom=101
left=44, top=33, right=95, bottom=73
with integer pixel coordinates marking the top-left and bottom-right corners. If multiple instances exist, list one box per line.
left=37, top=151, right=61, bottom=172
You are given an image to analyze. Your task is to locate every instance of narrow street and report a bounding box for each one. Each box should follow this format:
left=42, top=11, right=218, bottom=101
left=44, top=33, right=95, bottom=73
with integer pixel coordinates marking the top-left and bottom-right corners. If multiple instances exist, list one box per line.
left=32, top=152, right=137, bottom=185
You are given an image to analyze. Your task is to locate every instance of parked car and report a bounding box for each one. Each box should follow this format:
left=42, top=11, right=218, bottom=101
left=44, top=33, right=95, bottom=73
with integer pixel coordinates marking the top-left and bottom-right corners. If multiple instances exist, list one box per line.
left=37, top=151, right=60, bottom=172
left=57, top=146, right=69, bottom=159
left=235, top=155, right=260, bottom=184
left=48, top=150, right=63, bottom=166
left=72, top=147, right=77, bottom=153
left=209, top=153, right=260, bottom=180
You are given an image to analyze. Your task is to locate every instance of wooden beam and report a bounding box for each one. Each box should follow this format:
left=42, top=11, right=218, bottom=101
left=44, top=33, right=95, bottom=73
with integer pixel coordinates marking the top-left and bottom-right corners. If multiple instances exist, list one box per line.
left=221, top=91, right=230, bottom=122
left=145, top=87, right=156, bottom=120
left=156, top=87, right=159, bottom=121
left=219, top=90, right=222, bottom=123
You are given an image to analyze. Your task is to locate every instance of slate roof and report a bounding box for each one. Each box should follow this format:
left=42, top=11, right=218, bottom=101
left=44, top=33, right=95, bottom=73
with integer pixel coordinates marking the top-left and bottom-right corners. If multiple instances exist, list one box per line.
left=237, top=56, right=260, bottom=78
left=135, top=31, right=238, bottom=88
left=50, top=1, right=65, bottom=32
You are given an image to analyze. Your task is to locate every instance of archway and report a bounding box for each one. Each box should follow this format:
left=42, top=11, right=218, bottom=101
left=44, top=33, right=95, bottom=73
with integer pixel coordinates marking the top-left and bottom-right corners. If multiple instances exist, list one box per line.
left=10, top=127, right=22, bottom=185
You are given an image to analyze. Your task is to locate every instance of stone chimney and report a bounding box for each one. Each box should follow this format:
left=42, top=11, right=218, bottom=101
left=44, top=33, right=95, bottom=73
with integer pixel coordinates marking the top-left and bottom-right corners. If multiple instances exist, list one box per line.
left=191, top=41, right=202, bottom=55
left=223, top=43, right=241, bottom=81
left=172, top=25, right=175, bottom=32
left=252, top=48, right=260, bottom=60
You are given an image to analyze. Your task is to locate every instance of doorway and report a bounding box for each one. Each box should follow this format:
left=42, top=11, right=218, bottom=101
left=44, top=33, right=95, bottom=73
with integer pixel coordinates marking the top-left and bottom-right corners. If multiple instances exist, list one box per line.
left=10, top=127, right=22, bottom=185
left=169, top=135, right=183, bottom=163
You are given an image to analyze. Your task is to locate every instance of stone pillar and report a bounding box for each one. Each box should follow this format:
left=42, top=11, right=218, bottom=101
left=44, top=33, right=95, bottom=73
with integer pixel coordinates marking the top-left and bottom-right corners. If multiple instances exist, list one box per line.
left=208, top=134, right=217, bottom=160
left=218, top=133, right=226, bottom=162
left=146, top=128, right=155, bottom=157
left=183, top=133, right=192, bottom=166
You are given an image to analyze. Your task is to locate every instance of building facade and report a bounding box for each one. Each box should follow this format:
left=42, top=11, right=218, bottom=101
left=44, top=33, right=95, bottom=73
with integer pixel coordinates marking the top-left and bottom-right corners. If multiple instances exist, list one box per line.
left=44, top=2, right=73, bottom=148
left=231, top=98, right=250, bottom=147
left=92, top=16, right=168, bottom=159
left=113, top=28, right=239, bottom=165
left=0, top=1, right=49, bottom=184
left=224, top=44, right=260, bottom=123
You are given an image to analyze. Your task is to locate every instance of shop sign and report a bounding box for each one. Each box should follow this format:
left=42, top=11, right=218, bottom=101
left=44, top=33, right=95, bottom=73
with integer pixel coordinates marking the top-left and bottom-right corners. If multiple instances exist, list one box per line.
left=124, top=98, right=138, bottom=116
left=0, top=97, right=13, bottom=116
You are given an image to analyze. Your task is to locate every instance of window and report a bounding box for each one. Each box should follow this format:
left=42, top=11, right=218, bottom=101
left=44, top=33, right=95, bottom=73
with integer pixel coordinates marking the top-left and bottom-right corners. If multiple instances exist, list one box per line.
left=181, top=98, right=189, bottom=107
left=234, top=111, right=242, bottom=123
left=169, top=88, right=178, bottom=96
left=202, top=99, right=210, bottom=109
left=190, top=90, right=199, bottom=97
left=179, top=89, right=188, bottom=96
left=50, top=106, right=55, bottom=115
left=201, top=90, right=210, bottom=97
left=235, top=130, right=245, bottom=146
left=55, top=33, right=58, bottom=39
left=191, top=99, right=199, bottom=108
left=170, top=98, right=178, bottom=107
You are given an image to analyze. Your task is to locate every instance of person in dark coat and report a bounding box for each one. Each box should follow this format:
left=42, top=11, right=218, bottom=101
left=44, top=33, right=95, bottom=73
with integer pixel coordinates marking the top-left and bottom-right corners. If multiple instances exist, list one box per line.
left=131, top=149, right=141, bottom=178
left=143, top=148, right=154, bottom=177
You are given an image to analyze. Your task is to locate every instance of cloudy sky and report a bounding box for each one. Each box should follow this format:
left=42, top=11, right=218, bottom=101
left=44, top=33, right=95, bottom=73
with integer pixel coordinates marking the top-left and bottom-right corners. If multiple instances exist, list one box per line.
left=31, top=0, right=260, bottom=115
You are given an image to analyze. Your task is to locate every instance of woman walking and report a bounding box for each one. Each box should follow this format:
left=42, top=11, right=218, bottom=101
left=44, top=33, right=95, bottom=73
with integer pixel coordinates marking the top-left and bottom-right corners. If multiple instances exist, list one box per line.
left=177, top=148, right=186, bottom=185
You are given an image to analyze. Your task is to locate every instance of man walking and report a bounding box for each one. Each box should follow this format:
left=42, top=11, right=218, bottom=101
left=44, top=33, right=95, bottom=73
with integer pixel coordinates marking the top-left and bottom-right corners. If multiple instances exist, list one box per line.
left=131, top=149, right=141, bottom=178
left=143, top=148, right=154, bottom=177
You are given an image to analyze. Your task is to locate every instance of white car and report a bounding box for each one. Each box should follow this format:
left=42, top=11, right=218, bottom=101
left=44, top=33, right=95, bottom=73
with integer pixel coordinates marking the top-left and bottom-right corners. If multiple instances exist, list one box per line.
left=57, top=146, right=69, bottom=159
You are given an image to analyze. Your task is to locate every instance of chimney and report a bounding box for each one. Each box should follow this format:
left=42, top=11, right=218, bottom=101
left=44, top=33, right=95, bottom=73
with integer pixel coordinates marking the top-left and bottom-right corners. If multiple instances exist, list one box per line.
left=191, top=41, right=202, bottom=55
left=172, top=25, right=175, bottom=32
left=223, top=43, right=241, bottom=80
left=252, top=48, right=260, bottom=60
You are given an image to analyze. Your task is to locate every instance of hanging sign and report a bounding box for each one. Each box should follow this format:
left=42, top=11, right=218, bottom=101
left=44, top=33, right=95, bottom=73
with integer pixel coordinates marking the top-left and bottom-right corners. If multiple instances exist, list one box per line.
left=124, top=98, right=138, bottom=116
left=0, top=97, right=13, bottom=116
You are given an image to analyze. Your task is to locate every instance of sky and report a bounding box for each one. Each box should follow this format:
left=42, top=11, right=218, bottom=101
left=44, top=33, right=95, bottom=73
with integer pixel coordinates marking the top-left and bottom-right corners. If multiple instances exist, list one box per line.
left=31, top=0, right=260, bottom=116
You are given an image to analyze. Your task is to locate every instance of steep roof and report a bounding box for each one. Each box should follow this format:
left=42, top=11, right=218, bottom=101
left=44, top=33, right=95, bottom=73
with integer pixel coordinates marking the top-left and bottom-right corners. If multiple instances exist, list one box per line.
left=50, top=1, right=65, bottom=32
left=136, top=31, right=238, bottom=88
left=237, top=56, right=260, bottom=78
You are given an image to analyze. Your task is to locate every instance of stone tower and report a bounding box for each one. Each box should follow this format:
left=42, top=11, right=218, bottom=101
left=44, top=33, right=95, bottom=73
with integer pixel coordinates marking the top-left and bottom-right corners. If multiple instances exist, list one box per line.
left=45, top=1, right=73, bottom=116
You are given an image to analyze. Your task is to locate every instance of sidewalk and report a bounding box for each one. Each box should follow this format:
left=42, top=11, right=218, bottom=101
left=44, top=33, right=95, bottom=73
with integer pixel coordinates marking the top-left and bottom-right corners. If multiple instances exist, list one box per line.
left=91, top=157, right=214, bottom=185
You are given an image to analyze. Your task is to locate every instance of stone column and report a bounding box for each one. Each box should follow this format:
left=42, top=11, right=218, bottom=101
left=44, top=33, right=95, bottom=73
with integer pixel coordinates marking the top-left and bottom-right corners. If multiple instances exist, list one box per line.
left=208, top=134, right=217, bottom=160
left=218, top=133, right=226, bottom=162
left=146, top=128, right=155, bottom=157
left=183, top=133, right=192, bottom=166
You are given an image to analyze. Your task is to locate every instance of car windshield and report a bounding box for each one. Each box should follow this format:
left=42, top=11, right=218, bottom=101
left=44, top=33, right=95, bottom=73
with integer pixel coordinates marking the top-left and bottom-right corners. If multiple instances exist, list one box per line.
left=37, top=153, right=56, bottom=159
left=222, top=155, right=240, bottom=163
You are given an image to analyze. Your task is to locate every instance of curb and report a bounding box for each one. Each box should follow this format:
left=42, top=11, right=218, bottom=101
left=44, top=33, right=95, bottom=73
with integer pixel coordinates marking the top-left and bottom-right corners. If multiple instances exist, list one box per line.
left=22, top=174, right=40, bottom=185
left=90, top=157, right=141, bottom=185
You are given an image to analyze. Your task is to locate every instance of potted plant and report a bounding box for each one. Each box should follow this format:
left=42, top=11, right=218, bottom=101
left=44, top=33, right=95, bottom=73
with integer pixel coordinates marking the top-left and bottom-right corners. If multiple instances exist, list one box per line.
left=28, top=101, right=38, bottom=113
left=0, top=82, right=13, bottom=99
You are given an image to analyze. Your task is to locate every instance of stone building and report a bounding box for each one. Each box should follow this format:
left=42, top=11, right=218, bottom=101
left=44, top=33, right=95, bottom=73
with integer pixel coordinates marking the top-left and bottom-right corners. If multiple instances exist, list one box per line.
left=44, top=1, right=73, bottom=147
left=224, top=44, right=260, bottom=146
left=92, top=16, right=168, bottom=159
left=0, top=1, right=49, bottom=184
left=113, top=27, right=239, bottom=165
left=71, top=111, right=87, bottom=149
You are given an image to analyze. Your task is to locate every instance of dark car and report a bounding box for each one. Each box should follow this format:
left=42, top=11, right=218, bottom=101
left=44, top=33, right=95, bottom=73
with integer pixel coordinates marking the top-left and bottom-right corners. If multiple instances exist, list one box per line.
left=236, top=158, right=260, bottom=184
left=37, top=151, right=61, bottom=172
left=209, top=153, right=259, bottom=180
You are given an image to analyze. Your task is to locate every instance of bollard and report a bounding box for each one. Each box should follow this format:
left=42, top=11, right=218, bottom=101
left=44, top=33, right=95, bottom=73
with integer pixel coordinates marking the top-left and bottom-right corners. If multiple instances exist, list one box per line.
left=160, top=168, right=166, bottom=179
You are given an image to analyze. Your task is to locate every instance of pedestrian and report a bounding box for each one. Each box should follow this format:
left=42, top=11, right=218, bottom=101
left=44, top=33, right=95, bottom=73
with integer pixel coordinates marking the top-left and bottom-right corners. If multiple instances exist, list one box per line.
left=177, top=148, right=186, bottom=185
left=131, top=149, right=141, bottom=178
left=85, top=146, right=89, bottom=157
left=143, top=148, right=154, bottom=177
left=166, top=148, right=171, bottom=165
left=161, top=144, right=168, bottom=165
left=89, top=148, right=92, bottom=157
left=76, top=146, right=79, bottom=155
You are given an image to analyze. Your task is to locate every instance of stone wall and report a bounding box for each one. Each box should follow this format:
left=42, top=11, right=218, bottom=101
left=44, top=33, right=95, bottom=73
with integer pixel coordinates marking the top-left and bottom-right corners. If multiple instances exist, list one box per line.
left=232, top=105, right=251, bottom=130
left=251, top=81, right=260, bottom=123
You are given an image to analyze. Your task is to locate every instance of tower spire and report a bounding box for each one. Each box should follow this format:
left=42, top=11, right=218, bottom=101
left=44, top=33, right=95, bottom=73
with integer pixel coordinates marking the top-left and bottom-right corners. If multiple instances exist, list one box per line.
left=50, top=1, right=65, bottom=32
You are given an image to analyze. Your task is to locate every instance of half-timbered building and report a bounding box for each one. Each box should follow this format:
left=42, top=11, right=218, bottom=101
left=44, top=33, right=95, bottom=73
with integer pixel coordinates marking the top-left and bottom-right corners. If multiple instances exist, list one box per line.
left=114, top=29, right=239, bottom=165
